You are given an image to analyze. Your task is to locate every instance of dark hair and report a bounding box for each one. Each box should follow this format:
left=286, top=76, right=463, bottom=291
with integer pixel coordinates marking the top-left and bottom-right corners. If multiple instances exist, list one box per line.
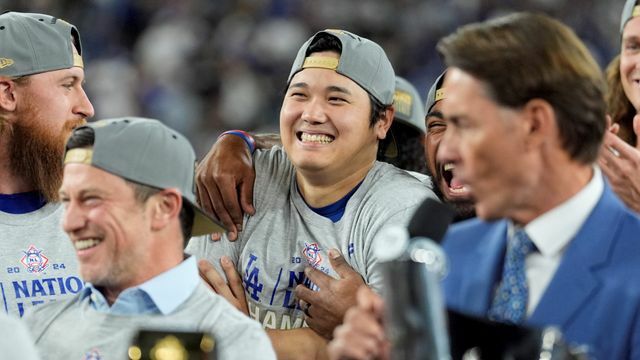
left=377, top=122, right=427, bottom=173
left=302, top=32, right=391, bottom=128
left=437, top=12, right=606, bottom=164
left=606, top=55, right=637, bottom=145
left=66, top=127, right=195, bottom=243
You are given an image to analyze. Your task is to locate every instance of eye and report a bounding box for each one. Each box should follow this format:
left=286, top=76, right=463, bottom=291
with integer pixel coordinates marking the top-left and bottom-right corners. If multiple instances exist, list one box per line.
left=328, top=96, right=347, bottom=104
left=288, top=91, right=307, bottom=100
left=427, top=121, right=446, bottom=131
left=82, top=195, right=102, bottom=206
left=624, top=40, right=640, bottom=52
left=426, top=118, right=447, bottom=134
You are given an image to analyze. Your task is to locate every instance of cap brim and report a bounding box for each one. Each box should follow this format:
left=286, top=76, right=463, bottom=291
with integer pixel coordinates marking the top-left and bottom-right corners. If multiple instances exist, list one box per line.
left=190, top=203, right=226, bottom=236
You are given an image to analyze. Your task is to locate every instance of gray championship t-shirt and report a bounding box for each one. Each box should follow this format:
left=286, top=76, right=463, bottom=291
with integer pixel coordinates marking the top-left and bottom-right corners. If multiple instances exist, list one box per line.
left=0, top=204, right=82, bottom=317
left=187, top=146, right=437, bottom=330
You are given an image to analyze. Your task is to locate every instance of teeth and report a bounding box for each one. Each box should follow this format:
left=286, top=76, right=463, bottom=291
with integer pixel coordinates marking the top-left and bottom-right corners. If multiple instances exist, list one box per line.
left=443, top=163, right=455, bottom=171
left=449, top=185, right=470, bottom=194
left=301, top=133, right=333, bottom=144
left=75, top=238, right=101, bottom=250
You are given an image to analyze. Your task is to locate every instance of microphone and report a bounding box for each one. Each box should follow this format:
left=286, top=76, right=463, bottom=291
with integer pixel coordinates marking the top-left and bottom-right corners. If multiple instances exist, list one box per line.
left=408, top=197, right=455, bottom=241
left=375, top=198, right=455, bottom=360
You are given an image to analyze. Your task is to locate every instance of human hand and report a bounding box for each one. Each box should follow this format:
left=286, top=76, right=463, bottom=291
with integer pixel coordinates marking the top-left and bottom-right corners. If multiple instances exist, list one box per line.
left=295, top=250, right=366, bottom=339
left=599, top=115, right=640, bottom=213
left=198, top=257, right=249, bottom=315
left=196, top=134, right=255, bottom=241
left=328, top=286, right=390, bottom=360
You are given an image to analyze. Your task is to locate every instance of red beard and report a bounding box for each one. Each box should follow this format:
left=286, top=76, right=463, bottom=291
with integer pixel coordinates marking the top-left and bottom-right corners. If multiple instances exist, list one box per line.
left=7, top=99, right=85, bottom=202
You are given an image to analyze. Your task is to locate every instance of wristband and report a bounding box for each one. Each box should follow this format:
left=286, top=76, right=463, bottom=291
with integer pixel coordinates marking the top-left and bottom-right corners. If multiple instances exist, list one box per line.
left=218, top=130, right=256, bottom=154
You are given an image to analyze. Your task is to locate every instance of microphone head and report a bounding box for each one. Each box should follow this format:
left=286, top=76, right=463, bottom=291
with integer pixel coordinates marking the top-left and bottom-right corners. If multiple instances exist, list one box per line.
left=408, top=198, right=455, bottom=242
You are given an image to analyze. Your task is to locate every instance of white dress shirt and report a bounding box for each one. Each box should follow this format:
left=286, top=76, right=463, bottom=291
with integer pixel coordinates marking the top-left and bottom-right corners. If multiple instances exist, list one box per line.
left=508, top=166, right=604, bottom=315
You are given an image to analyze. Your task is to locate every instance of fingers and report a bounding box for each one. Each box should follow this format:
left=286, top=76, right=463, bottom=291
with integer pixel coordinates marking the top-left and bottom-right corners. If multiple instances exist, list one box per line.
left=328, top=331, right=380, bottom=360
left=610, top=123, right=620, bottom=135
left=207, top=184, right=238, bottom=241
left=303, top=266, right=332, bottom=289
left=600, top=148, right=622, bottom=174
left=295, top=283, right=318, bottom=306
left=357, top=286, right=385, bottom=316
left=220, top=256, right=244, bottom=299
left=239, top=173, right=256, bottom=216
left=327, top=249, right=358, bottom=279
left=198, top=259, right=233, bottom=299
left=329, top=307, right=386, bottom=360
left=195, top=175, right=217, bottom=220
left=298, top=299, right=312, bottom=318
left=605, top=131, right=640, bottom=160
left=217, top=176, right=245, bottom=232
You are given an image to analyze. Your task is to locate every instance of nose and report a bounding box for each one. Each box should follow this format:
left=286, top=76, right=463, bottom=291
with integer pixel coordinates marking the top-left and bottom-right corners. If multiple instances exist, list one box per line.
left=73, top=86, right=95, bottom=119
left=61, top=200, right=87, bottom=236
left=301, top=98, right=327, bottom=124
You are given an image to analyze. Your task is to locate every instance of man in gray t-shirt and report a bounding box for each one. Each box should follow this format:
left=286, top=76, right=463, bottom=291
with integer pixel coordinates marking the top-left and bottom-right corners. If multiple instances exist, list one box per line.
left=0, top=11, right=94, bottom=317
left=187, top=29, right=437, bottom=358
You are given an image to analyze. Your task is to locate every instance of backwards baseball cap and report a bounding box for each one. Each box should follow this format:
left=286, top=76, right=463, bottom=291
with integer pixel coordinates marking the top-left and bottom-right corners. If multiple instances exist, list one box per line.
left=288, top=29, right=396, bottom=105
left=63, top=117, right=225, bottom=236
left=425, top=71, right=447, bottom=115
left=621, top=0, right=640, bottom=34
left=393, top=76, right=426, bottom=134
left=0, top=11, right=83, bottom=77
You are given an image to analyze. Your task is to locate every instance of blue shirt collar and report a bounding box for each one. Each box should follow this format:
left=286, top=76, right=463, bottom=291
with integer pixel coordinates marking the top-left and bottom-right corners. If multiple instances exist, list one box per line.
left=80, top=256, right=200, bottom=315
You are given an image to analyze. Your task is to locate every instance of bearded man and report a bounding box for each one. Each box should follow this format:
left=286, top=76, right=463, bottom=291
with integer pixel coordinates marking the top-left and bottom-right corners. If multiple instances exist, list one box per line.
left=0, top=12, right=94, bottom=316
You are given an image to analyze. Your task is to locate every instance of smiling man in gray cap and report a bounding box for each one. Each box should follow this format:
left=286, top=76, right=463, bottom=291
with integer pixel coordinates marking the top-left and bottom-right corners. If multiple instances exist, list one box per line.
left=187, top=29, right=436, bottom=358
left=24, top=117, right=275, bottom=359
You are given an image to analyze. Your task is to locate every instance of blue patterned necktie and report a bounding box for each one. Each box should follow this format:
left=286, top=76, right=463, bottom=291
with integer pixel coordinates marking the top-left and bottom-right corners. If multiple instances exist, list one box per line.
left=487, top=228, right=536, bottom=324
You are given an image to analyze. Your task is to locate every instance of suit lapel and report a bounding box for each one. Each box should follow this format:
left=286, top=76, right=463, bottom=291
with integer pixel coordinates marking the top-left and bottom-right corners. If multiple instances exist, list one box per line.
left=457, top=221, right=509, bottom=314
left=528, top=186, right=621, bottom=328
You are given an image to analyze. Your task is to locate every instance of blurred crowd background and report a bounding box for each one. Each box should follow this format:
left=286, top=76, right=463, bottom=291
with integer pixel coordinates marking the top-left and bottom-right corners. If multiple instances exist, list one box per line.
left=1, top=0, right=625, bottom=156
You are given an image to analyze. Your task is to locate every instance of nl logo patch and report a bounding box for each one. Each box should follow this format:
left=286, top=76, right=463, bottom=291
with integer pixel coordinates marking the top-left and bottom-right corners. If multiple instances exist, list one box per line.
left=302, top=242, right=323, bottom=267
left=21, top=245, right=49, bottom=273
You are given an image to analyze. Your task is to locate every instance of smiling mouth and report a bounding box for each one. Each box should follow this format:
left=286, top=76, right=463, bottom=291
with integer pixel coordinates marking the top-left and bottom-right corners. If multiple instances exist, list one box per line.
left=297, top=131, right=334, bottom=144
left=74, top=238, right=102, bottom=251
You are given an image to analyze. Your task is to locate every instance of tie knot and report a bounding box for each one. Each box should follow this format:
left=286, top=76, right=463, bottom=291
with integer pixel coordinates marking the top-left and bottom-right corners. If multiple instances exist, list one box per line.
left=512, top=229, right=536, bottom=256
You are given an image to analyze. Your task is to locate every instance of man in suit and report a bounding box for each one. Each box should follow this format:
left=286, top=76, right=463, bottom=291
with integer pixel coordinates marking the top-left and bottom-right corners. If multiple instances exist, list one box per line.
left=329, top=12, right=640, bottom=360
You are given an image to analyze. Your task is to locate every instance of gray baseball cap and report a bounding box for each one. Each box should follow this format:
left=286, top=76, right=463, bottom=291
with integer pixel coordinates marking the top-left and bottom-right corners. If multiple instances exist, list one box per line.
left=63, top=117, right=225, bottom=236
left=425, top=71, right=447, bottom=115
left=0, top=12, right=83, bottom=77
left=393, top=76, right=426, bottom=134
left=621, top=0, right=640, bottom=34
left=288, top=29, right=396, bottom=105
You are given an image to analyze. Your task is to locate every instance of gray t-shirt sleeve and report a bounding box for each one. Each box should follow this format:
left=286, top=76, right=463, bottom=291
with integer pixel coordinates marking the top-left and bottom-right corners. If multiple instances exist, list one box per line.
left=364, top=206, right=426, bottom=294
left=185, top=146, right=293, bottom=274
left=358, top=168, right=440, bottom=294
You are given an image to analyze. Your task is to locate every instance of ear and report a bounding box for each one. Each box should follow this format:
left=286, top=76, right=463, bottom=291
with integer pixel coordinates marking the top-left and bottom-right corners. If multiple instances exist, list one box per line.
left=0, top=77, right=18, bottom=112
left=149, top=189, right=183, bottom=232
left=375, top=106, right=395, bottom=140
left=520, top=99, right=555, bottom=150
